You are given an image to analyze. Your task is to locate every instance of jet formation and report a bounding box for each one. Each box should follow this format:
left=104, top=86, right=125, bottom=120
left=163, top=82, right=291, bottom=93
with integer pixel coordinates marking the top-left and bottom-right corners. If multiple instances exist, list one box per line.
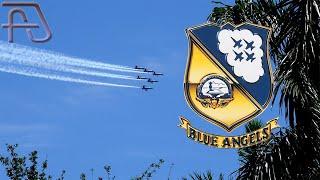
left=135, top=66, right=163, bottom=91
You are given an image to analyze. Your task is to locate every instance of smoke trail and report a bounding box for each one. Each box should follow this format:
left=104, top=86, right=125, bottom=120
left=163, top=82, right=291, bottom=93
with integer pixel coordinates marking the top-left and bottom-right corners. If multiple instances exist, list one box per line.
left=0, top=51, right=141, bottom=81
left=0, top=64, right=139, bottom=88
left=0, top=41, right=146, bottom=73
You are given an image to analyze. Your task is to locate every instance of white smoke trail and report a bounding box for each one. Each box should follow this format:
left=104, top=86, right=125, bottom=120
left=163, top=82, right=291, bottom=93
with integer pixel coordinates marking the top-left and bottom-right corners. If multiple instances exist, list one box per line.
left=0, top=41, right=146, bottom=74
left=0, top=51, right=140, bottom=81
left=0, top=64, right=139, bottom=88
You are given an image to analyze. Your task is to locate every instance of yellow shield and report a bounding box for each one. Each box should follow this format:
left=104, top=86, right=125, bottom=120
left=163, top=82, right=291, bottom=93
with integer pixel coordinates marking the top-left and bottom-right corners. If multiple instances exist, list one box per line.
left=184, top=23, right=273, bottom=132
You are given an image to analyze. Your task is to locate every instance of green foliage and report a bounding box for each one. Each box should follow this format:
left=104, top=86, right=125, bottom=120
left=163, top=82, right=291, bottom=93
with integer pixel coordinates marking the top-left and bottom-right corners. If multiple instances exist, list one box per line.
left=57, top=170, right=65, bottom=180
left=189, top=171, right=213, bottom=180
left=182, top=172, right=226, bottom=180
left=80, top=173, right=86, bottom=180
left=244, top=119, right=262, bottom=133
left=0, top=144, right=59, bottom=180
left=238, top=120, right=263, bottom=165
left=79, top=159, right=164, bottom=180
left=0, top=144, right=165, bottom=180
left=131, top=159, right=164, bottom=180
left=103, top=165, right=115, bottom=180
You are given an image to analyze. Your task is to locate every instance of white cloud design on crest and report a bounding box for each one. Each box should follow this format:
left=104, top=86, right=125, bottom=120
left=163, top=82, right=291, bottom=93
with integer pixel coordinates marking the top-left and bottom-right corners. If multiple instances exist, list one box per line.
left=217, top=29, right=264, bottom=83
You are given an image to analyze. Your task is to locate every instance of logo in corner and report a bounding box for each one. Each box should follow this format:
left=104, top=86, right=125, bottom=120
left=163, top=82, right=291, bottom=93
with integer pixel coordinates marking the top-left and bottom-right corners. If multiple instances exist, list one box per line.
left=179, top=22, right=279, bottom=148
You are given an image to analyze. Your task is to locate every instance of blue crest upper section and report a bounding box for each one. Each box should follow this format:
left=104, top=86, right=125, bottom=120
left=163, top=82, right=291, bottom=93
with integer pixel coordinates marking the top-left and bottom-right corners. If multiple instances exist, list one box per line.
left=189, top=23, right=272, bottom=107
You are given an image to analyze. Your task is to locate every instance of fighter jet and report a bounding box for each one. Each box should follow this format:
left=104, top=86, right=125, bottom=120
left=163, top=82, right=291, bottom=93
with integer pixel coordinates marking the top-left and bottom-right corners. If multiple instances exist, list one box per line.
left=244, top=51, right=256, bottom=62
left=142, top=85, right=153, bottom=91
left=233, top=50, right=244, bottom=62
left=244, top=39, right=255, bottom=50
left=147, top=79, right=158, bottom=83
left=144, top=69, right=154, bottom=73
left=137, top=76, right=148, bottom=80
left=135, top=66, right=145, bottom=70
left=231, top=37, right=242, bottom=48
left=153, top=72, right=163, bottom=76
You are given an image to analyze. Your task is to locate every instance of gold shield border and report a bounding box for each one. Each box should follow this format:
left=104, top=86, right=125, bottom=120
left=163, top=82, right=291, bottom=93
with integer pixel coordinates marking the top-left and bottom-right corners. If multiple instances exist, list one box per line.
left=183, top=22, right=274, bottom=132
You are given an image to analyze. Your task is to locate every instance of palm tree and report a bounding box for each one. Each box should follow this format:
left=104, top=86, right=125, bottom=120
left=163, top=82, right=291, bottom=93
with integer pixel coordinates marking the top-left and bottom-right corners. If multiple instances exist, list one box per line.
left=186, top=172, right=225, bottom=180
left=237, top=120, right=263, bottom=178
left=208, top=0, right=320, bottom=179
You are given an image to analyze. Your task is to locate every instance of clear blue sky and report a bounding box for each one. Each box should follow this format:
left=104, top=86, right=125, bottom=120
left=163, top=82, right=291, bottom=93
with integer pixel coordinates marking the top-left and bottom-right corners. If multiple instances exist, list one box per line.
left=0, top=0, right=286, bottom=179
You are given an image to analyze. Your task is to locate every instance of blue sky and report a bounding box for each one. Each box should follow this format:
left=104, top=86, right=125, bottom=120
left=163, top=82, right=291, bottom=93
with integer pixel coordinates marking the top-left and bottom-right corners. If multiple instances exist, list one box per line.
left=0, top=0, right=287, bottom=179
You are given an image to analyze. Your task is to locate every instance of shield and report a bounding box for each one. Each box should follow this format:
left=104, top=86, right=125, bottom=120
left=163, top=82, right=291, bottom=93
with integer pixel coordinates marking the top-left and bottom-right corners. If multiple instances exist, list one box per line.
left=184, top=22, right=273, bottom=132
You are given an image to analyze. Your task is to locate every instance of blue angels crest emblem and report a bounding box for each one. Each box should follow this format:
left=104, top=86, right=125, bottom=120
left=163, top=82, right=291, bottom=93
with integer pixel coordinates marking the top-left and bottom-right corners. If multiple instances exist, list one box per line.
left=183, top=22, right=273, bottom=132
